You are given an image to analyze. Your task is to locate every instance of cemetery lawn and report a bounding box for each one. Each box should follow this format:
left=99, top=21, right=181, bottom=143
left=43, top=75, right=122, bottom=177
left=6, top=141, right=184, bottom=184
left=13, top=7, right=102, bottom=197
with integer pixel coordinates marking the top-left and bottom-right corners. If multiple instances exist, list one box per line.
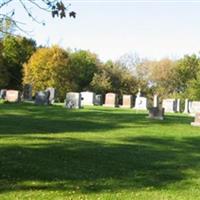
left=1, top=103, right=200, bottom=200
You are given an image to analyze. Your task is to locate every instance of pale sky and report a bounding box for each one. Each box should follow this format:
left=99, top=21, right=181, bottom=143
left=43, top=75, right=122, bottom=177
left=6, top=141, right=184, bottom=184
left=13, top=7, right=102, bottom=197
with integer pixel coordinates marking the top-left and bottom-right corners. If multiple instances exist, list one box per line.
left=2, top=0, right=200, bottom=61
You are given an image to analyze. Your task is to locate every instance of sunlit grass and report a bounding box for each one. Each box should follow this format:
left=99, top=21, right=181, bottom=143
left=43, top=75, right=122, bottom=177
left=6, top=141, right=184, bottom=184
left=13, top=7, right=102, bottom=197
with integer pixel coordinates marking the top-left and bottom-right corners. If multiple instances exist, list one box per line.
left=0, top=103, right=200, bottom=200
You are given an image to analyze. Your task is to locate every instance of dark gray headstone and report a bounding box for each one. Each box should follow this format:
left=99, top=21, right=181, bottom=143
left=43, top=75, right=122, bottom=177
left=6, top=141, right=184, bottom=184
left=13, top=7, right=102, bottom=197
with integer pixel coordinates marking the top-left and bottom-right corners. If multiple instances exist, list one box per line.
left=46, top=87, right=56, bottom=104
left=23, top=84, right=32, bottom=100
left=0, top=89, right=7, bottom=99
left=94, top=94, right=102, bottom=106
left=35, top=91, right=50, bottom=105
left=148, top=107, right=165, bottom=120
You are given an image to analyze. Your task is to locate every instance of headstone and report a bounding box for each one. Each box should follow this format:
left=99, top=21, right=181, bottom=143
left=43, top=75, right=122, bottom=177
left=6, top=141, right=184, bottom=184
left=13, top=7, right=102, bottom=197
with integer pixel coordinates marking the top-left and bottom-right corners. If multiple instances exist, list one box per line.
left=184, top=99, right=189, bottom=114
left=162, top=99, right=177, bottom=113
left=23, top=84, right=32, bottom=100
left=148, top=107, right=165, bottom=120
left=35, top=91, right=50, bottom=105
left=134, top=89, right=147, bottom=110
left=65, top=92, right=81, bottom=109
left=121, top=95, right=133, bottom=108
left=103, top=93, right=118, bottom=107
left=46, top=87, right=56, bottom=104
left=189, top=101, right=200, bottom=116
left=94, top=94, right=102, bottom=106
left=176, top=99, right=181, bottom=112
left=5, top=90, right=20, bottom=102
left=80, top=91, right=95, bottom=106
left=191, top=113, right=200, bottom=127
left=0, top=89, right=7, bottom=99
left=153, top=94, right=159, bottom=108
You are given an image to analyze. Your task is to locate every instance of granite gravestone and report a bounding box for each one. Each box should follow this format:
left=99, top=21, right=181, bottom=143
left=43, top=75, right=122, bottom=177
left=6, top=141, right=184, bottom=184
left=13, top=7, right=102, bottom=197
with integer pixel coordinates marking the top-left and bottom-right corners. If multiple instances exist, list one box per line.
left=46, top=87, right=56, bottom=104
left=191, top=113, right=200, bottom=127
left=0, top=89, right=7, bottom=99
left=23, top=84, right=32, bottom=100
left=5, top=90, right=20, bottom=102
left=148, top=107, right=165, bottom=120
left=94, top=94, right=102, bottom=106
left=35, top=91, right=50, bottom=105
left=103, top=93, right=118, bottom=107
left=134, top=89, right=147, bottom=110
left=162, top=99, right=177, bottom=113
left=121, top=95, right=133, bottom=108
left=189, top=101, right=200, bottom=116
left=81, top=91, right=95, bottom=106
left=176, top=99, right=181, bottom=113
left=65, top=92, right=81, bottom=109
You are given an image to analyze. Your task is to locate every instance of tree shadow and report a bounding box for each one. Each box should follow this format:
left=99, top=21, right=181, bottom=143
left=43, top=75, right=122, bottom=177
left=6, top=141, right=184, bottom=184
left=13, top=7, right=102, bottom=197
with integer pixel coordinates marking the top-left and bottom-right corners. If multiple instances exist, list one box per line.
left=1, top=136, right=200, bottom=194
left=0, top=103, right=194, bottom=135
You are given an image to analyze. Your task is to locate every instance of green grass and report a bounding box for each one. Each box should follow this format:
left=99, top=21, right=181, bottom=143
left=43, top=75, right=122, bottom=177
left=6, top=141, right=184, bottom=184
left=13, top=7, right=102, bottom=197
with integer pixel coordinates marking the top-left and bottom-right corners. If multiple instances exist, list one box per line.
left=0, top=103, right=200, bottom=200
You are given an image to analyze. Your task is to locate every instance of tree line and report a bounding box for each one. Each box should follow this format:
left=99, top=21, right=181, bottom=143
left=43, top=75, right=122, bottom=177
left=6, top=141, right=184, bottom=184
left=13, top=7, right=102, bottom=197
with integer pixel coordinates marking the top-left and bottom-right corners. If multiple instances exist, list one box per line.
left=0, top=35, right=200, bottom=101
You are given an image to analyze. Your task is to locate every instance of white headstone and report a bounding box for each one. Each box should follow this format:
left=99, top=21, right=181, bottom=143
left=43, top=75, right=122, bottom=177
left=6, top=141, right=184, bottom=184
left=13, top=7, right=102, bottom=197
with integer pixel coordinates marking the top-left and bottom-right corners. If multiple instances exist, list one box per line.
left=162, top=99, right=177, bottom=113
left=189, top=101, right=200, bottom=115
left=153, top=94, right=158, bottom=107
left=134, top=89, right=147, bottom=110
left=81, top=91, right=95, bottom=106
left=66, top=92, right=81, bottom=109
left=176, top=99, right=180, bottom=112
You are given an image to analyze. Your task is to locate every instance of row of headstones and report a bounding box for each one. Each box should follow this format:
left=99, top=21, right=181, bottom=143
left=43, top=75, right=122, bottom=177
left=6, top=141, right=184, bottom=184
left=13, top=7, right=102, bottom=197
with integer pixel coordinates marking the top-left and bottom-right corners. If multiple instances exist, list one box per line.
left=0, top=86, right=56, bottom=105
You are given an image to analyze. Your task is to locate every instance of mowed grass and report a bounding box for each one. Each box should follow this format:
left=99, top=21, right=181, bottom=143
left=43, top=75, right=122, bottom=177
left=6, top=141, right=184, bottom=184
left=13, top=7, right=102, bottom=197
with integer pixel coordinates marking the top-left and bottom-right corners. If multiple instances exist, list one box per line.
left=0, top=103, right=200, bottom=200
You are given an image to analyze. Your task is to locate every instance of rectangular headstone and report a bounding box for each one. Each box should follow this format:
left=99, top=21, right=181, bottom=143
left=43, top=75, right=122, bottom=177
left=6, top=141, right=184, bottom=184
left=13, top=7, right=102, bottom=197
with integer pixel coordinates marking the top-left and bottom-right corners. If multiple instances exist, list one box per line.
left=191, top=113, right=200, bottom=127
left=5, top=90, right=20, bottom=102
left=121, top=95, right=133, bottom=108
left=189, top=101, right=200, bottom=115
left=35, top=91, right=50, bottom=105
left=153, top=94, right=159, bottom=108
left=148, top=107, right=164, bottom=120
left=162, top=99, right=177, bottom=113
left=81, top=91, right=95, bottom=106
left=94, top=94, right=102, bottom=106
left=66, top=92, right=81, bottom=109
left=184, top=99, right=189, bottom=114
left=23, top=84, right=32, bottom=100
left=103, top=93, right=118, bottom=107
left=134, top=97, right=147, bottom=110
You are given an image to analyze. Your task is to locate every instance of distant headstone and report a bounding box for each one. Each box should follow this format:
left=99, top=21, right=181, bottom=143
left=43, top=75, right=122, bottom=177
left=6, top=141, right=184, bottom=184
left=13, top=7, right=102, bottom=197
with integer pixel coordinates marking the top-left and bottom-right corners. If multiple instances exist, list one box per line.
left=103, top=93, right=118, bottom=107
left=5, top=90, right=20, bottom=102
left=35, top=91, right=50, bottom=105
left=134, top=89, right=147, bottom=110
left=176, top=99, right=181, bottom=112
left=121, top=95, right=133, bottom=108
left=0, top=89, right=7, bottom=99
left=81, top=91, right=95, bottom=106
left=46, top=87, right=56, bottom=104
left=189, top=101, right=200, bottom=115
left=94, top=94, right=102, bottom=106
left=184, top=99, right=189, bottom=114
left=162, top=99, right=177, bottom=113
left=66, top=92, right=81, bottom=109
left=23, top=84, right=32, bottom=100
left=148, top=107, right=165, bottom=120
left=153, top=94, right=159, bottom=108
left=191, top=113, right=200, bottom=127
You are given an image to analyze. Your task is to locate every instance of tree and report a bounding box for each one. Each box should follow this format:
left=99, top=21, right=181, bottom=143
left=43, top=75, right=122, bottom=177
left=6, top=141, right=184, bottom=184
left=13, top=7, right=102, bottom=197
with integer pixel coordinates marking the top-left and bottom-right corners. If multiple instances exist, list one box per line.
left=68, top=50, right=100, bottom=91
left=23, top=46, right=76, bottom=100
left=2, top=35, right=36, bottom=89
left=0, top=0, right=76, bottom=34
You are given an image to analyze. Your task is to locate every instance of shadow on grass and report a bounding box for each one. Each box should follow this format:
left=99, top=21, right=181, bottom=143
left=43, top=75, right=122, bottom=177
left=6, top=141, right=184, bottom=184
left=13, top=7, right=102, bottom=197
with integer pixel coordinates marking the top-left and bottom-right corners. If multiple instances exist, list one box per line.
left=0, top=103, right=193, bottom=135
left=1, top=136, right=200, bottom=194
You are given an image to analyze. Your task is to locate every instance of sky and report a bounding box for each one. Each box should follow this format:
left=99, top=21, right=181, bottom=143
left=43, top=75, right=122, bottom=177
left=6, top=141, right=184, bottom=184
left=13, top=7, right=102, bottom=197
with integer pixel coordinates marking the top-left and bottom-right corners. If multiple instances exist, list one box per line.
left=2, top=0, right=200, bottom=61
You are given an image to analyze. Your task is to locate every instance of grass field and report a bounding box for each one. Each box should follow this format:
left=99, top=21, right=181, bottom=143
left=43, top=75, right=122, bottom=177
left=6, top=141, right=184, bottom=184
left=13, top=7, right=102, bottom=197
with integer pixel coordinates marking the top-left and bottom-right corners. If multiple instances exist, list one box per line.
left=0, top=103, right=200, bottom=200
